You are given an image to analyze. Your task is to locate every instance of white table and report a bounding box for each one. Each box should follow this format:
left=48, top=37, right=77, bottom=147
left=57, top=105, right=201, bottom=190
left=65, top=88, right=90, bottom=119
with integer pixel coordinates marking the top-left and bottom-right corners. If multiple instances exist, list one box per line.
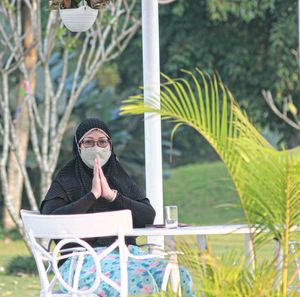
left=127, top=224, right=262, bottom=295
left=127, top=224, right=273, bottom=271
left=128, top=224, right=256, bottom=236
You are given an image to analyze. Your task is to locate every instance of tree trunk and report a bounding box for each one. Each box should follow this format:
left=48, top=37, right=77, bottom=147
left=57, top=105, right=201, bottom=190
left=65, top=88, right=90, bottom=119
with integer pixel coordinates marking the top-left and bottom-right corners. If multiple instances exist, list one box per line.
left=3, top=3, right=37, bottom=231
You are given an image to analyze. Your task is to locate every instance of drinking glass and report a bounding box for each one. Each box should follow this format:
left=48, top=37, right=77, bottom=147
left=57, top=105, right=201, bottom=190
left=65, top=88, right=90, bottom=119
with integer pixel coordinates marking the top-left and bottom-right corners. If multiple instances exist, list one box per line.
left=164, top=205, right=178, bottom=228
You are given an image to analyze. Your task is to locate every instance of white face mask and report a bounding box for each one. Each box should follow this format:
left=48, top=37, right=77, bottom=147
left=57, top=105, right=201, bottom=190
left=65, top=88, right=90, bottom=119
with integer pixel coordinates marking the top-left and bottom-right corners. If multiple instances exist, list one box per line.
left=80, top=146, right=111, bottom=168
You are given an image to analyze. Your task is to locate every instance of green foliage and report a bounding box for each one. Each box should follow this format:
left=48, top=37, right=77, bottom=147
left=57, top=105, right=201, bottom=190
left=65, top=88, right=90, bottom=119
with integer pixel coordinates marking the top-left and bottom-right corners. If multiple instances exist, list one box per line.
left=118, top=0, right=298, bottom=151
left=2, top=0, right=13, bottom=11
left=4, top=228, right=22, bottom=241
left=64, top=35, right=79, bottom=51
left=96, top=63, right=121, bottom=89
left=176, top=241, right=285, bottom=297
left=0, top=225, right=22, bottom=241
left=121, top=69, right=300, bottom=296
left=55, top=27, right=67, bottom=39
left=6, top=256, right=37, bottom=275
left=207, top=0, right=276, bottom=22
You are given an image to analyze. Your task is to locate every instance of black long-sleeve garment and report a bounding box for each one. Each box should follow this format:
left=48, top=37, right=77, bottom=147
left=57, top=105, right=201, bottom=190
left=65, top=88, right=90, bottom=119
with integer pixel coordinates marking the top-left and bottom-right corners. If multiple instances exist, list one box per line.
left=40, top=160, right=155, bottom=227
left=40, top=159, right=156, bottom=247
left=40, top=119, right=156, bottom=247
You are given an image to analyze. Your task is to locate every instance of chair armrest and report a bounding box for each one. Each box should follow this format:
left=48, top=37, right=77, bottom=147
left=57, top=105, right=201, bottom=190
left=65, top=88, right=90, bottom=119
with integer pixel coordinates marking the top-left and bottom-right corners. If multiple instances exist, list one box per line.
left=52, top=238, right=102, bottom=295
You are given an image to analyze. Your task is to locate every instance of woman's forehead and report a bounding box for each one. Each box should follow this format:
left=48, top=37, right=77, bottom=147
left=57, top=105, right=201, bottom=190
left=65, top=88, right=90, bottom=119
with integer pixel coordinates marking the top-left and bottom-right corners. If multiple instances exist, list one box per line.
left=85, top=129, right=107, bottom=138
left=79, top=128, right=110, bottom=143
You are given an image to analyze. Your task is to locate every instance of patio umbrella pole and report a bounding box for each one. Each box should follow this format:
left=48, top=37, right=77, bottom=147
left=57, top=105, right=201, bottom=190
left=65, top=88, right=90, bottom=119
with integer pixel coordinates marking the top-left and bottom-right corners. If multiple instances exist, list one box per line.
left=142, top=0, right=164, bottom=243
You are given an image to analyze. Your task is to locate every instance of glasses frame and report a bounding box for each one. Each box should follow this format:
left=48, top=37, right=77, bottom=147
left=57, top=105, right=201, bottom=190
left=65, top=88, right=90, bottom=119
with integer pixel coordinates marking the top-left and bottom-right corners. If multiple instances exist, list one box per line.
left=80, top=138, right=111, bottom=149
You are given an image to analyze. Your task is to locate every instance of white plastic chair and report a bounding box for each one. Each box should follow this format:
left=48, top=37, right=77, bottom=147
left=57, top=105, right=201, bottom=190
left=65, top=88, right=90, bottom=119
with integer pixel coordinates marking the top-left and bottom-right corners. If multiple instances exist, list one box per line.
left=20, top=209, right=165, bottom=297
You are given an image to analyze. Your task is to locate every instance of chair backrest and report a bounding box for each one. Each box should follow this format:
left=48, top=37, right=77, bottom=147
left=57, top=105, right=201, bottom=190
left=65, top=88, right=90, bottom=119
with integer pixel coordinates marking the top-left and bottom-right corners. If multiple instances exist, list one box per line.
left=21, top=209, right=133, bottom=239
left=20, top=209, right=134, bottom=297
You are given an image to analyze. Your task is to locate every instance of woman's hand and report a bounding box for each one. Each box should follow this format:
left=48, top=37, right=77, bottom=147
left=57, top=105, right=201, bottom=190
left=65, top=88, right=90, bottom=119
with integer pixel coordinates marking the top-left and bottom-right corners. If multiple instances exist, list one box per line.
left=91, top=157, right=102, bottom=199
left=98, top=160, right=116, bottom=201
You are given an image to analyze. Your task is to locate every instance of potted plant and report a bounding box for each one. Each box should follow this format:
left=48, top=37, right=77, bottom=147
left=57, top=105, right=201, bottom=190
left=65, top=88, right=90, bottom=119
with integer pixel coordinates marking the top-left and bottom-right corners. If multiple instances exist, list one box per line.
left=58, top=0, right=112, bottom=32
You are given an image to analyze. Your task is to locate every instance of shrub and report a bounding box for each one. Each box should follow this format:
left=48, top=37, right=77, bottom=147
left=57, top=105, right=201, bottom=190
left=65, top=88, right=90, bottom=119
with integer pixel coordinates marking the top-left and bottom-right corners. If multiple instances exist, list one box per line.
left=6, top=256, right=37, bottom=275
left=0, top=224, right=22, bottom=241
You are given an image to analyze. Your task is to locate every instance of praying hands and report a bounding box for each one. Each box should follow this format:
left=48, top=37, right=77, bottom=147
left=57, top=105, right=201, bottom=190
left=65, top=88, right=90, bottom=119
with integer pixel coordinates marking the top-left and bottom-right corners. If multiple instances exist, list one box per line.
left=92, top=157, right=117, bottom=202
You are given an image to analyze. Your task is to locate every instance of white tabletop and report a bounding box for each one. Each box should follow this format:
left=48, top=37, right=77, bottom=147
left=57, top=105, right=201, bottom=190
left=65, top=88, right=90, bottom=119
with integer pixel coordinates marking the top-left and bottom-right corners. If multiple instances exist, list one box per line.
left=126, top=224, right=255, bottom=237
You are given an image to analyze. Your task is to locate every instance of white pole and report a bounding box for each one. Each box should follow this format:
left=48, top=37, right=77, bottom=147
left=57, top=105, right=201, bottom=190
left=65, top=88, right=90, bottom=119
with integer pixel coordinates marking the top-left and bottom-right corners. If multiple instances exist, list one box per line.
left=142, top=0, right=163, bottom=226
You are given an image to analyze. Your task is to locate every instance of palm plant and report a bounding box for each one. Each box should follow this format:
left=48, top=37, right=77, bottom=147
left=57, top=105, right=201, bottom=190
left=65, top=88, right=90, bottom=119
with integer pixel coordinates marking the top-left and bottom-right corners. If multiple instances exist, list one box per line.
left=121, top=69, right=300, bottom=296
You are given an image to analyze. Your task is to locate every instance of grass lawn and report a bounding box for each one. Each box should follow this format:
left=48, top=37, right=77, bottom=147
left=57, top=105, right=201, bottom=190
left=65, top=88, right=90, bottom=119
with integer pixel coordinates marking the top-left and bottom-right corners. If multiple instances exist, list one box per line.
left=0, top=240, right=40, bottom=297
left=163, top=161, right=244, bottom=225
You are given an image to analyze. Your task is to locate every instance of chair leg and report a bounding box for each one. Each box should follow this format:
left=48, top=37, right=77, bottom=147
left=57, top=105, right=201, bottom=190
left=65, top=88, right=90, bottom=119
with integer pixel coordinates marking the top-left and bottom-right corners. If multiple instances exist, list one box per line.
left=164, top=235, right=182, bottom=296
left=170, top=254, right=182, bottom=296
left=119, top=237, right=128, bottom=297
left=161, top=262, right=172, bottom=291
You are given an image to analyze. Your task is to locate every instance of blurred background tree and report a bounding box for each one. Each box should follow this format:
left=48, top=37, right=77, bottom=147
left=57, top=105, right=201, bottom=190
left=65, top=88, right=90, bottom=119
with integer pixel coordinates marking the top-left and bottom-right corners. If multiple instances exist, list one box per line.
left=116, top=0, right=298, bottom=165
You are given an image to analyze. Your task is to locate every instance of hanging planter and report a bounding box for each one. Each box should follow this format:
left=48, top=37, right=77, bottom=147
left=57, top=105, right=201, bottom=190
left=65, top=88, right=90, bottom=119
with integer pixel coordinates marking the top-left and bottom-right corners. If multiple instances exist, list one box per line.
left=88, top=0, right=112, bottom=9
left=59, top=0, right=98, bottom=32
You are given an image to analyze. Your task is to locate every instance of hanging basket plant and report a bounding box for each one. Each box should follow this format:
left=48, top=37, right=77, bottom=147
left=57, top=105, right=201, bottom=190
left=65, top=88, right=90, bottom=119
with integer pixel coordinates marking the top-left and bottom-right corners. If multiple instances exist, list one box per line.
left=88, top=0, right=112, bottom=9
left=59, top=0, right=112, bottom=32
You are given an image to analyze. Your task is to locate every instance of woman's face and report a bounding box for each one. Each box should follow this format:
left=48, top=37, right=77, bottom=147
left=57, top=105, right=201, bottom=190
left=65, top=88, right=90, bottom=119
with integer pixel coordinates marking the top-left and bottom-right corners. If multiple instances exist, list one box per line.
left=80, top=129, right=111, bottom=150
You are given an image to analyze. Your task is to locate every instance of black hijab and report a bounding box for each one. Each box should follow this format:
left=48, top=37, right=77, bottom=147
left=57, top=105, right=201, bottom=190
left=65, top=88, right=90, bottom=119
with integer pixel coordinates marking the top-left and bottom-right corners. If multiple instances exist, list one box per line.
left=72, top=118, right=138, bottom=198
left=41, top=118, right=143, bottom=207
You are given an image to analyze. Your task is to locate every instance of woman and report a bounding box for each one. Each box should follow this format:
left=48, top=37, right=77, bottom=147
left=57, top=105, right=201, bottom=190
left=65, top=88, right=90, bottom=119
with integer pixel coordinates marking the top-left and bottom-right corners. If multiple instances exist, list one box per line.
left=40, top=118, right=194, bottom=296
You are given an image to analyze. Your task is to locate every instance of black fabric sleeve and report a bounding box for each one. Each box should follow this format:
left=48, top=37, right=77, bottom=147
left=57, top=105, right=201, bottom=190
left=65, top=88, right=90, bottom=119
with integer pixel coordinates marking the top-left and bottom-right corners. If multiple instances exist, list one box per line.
left=40, top=180, right=97, bottom=215
left=41, top=192, right=97, bottom=214
left=109, top=183, right=156, bottom=228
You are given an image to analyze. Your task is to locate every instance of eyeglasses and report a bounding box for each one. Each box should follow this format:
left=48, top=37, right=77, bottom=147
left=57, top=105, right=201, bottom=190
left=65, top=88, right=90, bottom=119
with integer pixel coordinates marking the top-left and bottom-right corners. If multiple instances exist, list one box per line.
left=81, top=139, right=110, bottom=148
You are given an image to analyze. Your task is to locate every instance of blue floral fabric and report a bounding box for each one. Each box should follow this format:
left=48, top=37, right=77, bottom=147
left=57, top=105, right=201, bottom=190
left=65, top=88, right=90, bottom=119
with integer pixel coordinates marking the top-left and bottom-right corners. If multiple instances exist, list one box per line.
left=59, top=245, right=194, bottom=296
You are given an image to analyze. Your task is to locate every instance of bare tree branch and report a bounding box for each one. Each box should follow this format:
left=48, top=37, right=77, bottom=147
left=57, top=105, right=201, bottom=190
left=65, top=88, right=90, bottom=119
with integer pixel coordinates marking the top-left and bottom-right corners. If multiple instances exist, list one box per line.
left=0, top=72, right=10, bottom=165
left=158, top=0, right=176, bottom=4
left=28, top=97, right=43, bottom=168
left=262, top=89, right=300, bottom=130
left=51, top=49, right=69, bottom=140
left=0, top=72, right=25, bottom=234
left=158, top=0, right=176, bottom=5
left=9, top=117, right=38, bottom=211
